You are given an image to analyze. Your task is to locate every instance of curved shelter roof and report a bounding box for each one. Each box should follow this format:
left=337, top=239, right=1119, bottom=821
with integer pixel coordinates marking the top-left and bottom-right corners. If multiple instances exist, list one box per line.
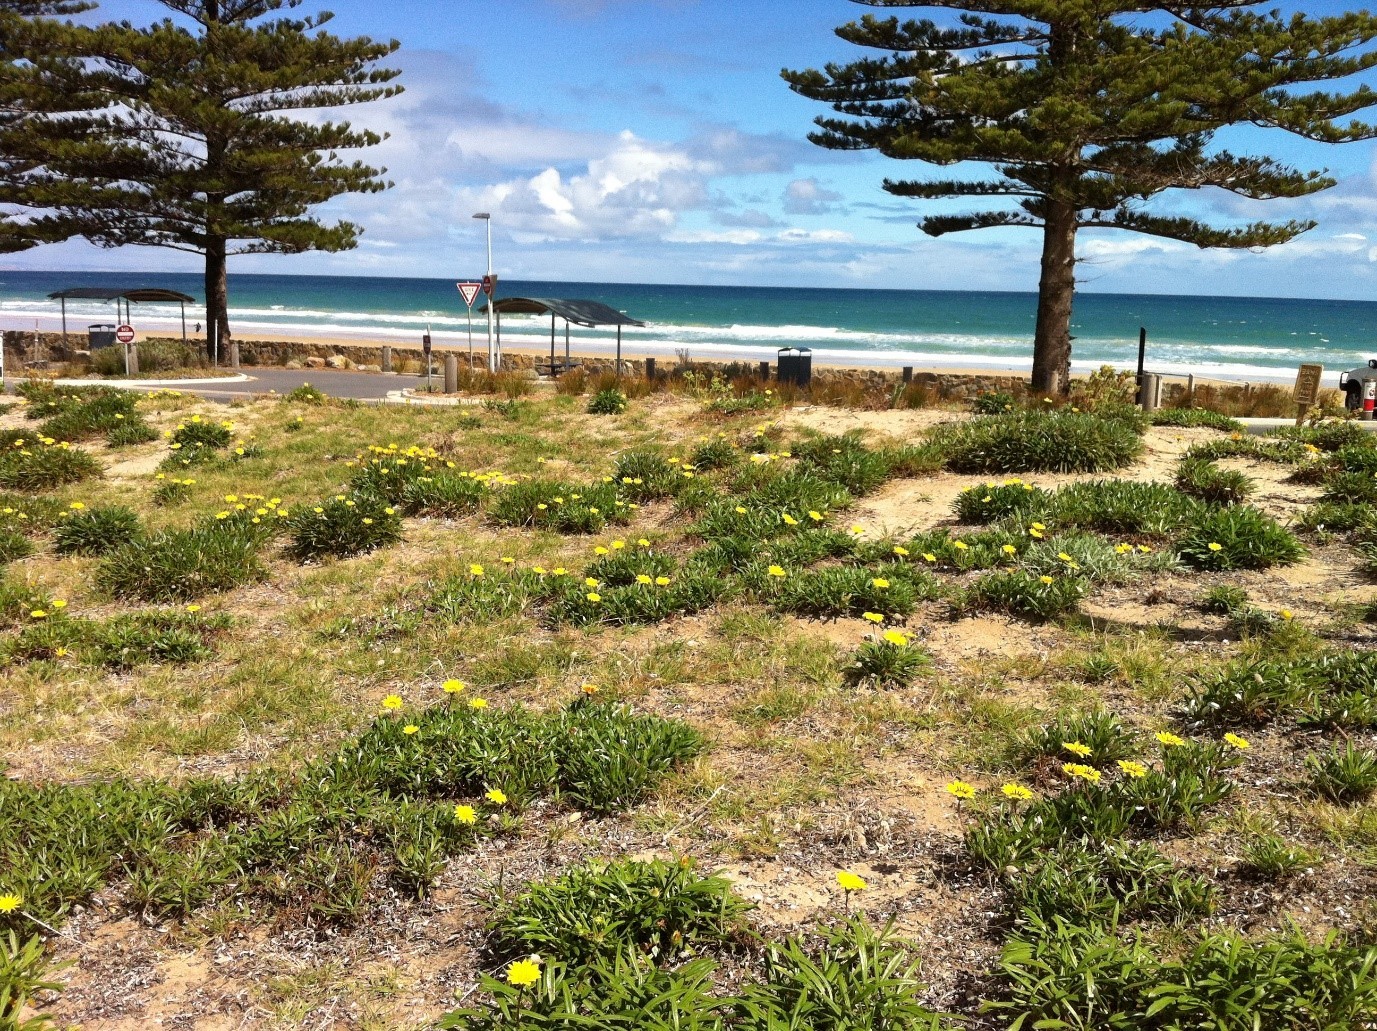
left=484, top=297, right=646, bottom=327
left=48, top=287, right=196, bottom=303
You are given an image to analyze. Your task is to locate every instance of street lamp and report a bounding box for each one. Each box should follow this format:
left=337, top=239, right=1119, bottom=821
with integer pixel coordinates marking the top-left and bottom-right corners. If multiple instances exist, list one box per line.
left=473, top=212, right=495, bottom=372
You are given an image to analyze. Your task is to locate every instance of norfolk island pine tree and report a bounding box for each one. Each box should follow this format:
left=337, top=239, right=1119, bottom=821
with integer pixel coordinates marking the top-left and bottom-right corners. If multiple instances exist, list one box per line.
left=32, top=0, right=402, bottom=359
left=784, top=2, right=1377, bottom=394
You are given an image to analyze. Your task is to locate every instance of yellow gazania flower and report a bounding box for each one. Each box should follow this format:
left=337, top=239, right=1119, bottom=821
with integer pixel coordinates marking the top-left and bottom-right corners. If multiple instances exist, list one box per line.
left=0, top=893, right=22, bottom=913
left=594, top=546, right=609, bottom=555
left=442, top=679, right=465, bottom=694
left=1155, top=731, right=1186, bottom=747
left=454, top=804, right=478, bottom=825
left=1029, top=528, right=1044, bottom=539
left=923, top=553, right=937, bottom=563
left=51, top=599, right=66, bottom=609
left=1279, top=610, right=1293, bottom=620
left=1062, top=741, right=1092, bottom=758
left=1207, top=542, right=1223, bottom=552
left=1223, top=733, right=1250, bottom=750
left=894, top=546, right=909, bottom=557
left=1001, top=783, right=1034, bottom=801
left=1031, top=522, right=1045, bottom=531
left=1137, top=544, right=1153, bottom=554
left=836, top=870, right=867, bottom=892
left=486, top=788, right=508, bottom=805
left=638, top=538, right=651, bottom=547
left=1039, top=576, right=1054, bottom=585
left=29, top=610, right=46, bottom=619
left=586, top=592, right=602, bottom=603
left=470, top=564, right=485, bottom=577
left=501, top=556, right=515, bottom=565
left=382, top=695, right=404, bottom=710
left=469, top=698, right=489, bottom=709
left=68, top=501, right=85, bottom=510
left=882, top=629, right=909, bottom=647
left=507, top=958, right=541, bottom=987
left=953, top=540, right=968, bottom=551
left=808, top=510, right=824, bottom=522
left=611, top=540, right=625, bottom=550
left=403, top=725, right=420, bottom=736
left=768, top=565, right=786, bottom=578
left=862, top=612, right=884, bottom=623
left=850, top=524, right=864, bottom=535
left=585, top=577, right=600, bottom=587
left=1117, top=760, right=1148, bottom=779
left=1063, top=763, right=1102, bottom=783
left=945, top=780, right=976, bottom=800
left=581, top=683, right=600, bottom=695
left=872, top=577, right=890, bottom=589
left=1057, top=552, right=1074, bottom=562
left=552, top=567, right=568, bottom=576
left=782, top=513, right=799, bottom=526
left=636, top=574, right=653, bottom=585
left=186, top=604, right=201, bottom=613
left=1001, top=544, right=1017, bottom=555
left=736, top=506, right=748, bottom=515
left=655, top=576, right=671, bottom=586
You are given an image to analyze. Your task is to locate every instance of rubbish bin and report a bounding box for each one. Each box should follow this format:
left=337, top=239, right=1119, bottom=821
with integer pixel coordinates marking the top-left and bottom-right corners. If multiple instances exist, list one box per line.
left=87, top=324, right=117, bottom=349
left=776, top=347, right=813, bottom=388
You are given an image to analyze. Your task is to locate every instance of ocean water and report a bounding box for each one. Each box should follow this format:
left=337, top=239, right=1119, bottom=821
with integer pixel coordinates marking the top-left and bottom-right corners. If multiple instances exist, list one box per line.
left=1, top=269, right=1373, bottom=382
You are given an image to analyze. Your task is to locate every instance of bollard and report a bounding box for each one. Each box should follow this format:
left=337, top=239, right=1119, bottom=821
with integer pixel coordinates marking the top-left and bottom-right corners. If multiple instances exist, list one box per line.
left=381, top=345, right=392, bottom=374
left=1139, top=372, right=1162, bottom=412
left=229, top=338, right=240, bottom=369
left=645, top=357, right=656, bottom=380
left=444, top=353, right=458, bottom=394
left=903, top=366, right=913, bottom=383
left=126, top=342, right=139, bottom=376
left=758, top=360, right=770, bottom=379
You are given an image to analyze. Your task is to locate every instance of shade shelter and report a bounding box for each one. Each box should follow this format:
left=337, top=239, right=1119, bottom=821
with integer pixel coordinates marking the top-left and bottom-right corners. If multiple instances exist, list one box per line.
left=47, top=287, right=197, bottom=349
left=482, top=297, right=647, bottom=375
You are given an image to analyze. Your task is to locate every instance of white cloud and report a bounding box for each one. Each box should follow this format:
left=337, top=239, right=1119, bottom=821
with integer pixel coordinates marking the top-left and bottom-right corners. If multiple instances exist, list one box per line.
left=783, top=177, right=844, bottom=215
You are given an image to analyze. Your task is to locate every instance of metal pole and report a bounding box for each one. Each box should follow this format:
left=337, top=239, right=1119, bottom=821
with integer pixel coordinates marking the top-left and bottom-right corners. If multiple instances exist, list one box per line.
left=550, top=312, right=556, bottom=368
left=181, top=302, right=186, bottom=347
left=565, top=320, right=570, bottom=369
left=616, top=325, right=621, bottom=376
left=467, top=306, right=474, bottom=370
left=1135, top=326, right=1147, bottom=405
left=60, top=298, right=67, bottom=350
left=485, top=217, right=495, bottom=372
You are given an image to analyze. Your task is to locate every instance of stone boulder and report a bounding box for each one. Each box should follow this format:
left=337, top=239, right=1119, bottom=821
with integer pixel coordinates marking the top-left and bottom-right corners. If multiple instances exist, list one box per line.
left=284, top=359, right=303, bottom=370
left=325, top=354, right=351, bottom=369
left=355, top=363, right=380, bottom=373
left=304, top=356, right=326, bottom=369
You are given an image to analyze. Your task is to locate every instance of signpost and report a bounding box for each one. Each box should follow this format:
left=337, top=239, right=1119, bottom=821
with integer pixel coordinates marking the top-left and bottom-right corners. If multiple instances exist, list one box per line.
left=482, top=273, right=499, bottom=372
left=457, top=282, right=481, bottom=369
left=1293, top=363, right=1324, bottom=426
left=116, top=324, right=136, bottom=376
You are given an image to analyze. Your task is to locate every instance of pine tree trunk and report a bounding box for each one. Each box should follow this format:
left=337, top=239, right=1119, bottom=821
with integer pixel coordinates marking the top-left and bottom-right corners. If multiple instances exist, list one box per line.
left=1031, top=198, right=1077, bottom=396
left=205, top=237, right=229, bottom=363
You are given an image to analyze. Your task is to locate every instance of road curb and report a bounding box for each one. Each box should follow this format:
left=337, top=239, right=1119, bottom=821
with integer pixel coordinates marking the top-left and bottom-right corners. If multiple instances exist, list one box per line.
left=52, top=374, right=254, bottom=388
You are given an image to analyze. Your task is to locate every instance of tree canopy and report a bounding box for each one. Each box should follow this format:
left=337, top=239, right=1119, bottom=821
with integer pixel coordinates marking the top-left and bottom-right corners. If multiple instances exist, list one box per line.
left=785, top=2, right=1377, bottom=393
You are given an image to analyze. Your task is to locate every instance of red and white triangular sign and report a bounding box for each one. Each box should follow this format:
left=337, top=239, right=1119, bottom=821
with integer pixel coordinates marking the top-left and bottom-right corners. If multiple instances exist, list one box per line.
left=457, top=282, right=482, bottom=307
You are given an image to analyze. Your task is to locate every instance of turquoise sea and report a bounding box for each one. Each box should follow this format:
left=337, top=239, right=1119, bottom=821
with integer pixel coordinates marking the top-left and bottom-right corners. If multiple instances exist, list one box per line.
left=1, top=269, right=1374, bottom=382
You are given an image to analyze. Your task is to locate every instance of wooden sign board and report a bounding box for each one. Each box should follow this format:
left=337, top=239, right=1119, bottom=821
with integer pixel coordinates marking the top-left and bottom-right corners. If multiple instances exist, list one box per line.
left=1294, top=363, right=1324, bottom=425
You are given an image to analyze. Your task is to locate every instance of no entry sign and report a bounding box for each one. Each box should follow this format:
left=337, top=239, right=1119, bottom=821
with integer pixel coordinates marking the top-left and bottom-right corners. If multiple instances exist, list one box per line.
left=481, top=274, right=498, bottom=296
left=115, top=324, right=135, bottom=344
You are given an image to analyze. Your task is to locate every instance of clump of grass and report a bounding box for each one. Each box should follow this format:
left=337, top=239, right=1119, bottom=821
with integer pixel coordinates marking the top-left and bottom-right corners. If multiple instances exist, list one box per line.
left=935, top=409, right=1144, bottom=474
left=106, top=419, right=159, bottom=447
left=0, top=528, right=33, bottom=565
left=954, top=480, right=1050, bottom=524
left=790, top=431, right=897, bottom=495
left=170, top=414, right=234, bottom=449
left=1307, top=743, right=1377, bottom=804
left=845, top=630, right=932, bottom=686
left=613, top=450, right=688, bottom=502
left=973, top=390, right=1018, bottom=414
left=587, top=387, right=628, bottom=414
left=399, top=472, right=487, bottom=516
left=548, top=566, right=731, bottom=628
left=1013, top=711, right=1137, bottom=767
left=487, top=858, right=751, bottom=966
left=1199, top=584, right=1248, bottom=615
left=490, top=480, right=628, bottom=534
left=1180, top=652, right=1377, bottom=729
left=1271, top=420, right=1368, bottom=452
left=151, top=476, right=195, bottom=506
left=757, top=563, right=936, bottom=619
left=286, top=493, right=402, bottom=561
left=1321, top=470, right=1377, bottom=506
left=0, top=439, right=101, bottom=491
left=0, top=931, right=66, bottom=1030
left=1238, top=833, right=1317, bottom=880
left=1175, top=457, right=1254, bottom=505
left=1152, top=407, right=1246, bottom=432
left=96, top=524, right=267, bottom=602
left=283, top=383, right=327, bottom=404
left=52, top=504, right=142, bottom=556
left=1047, top=479, right=1197, bottom=534
left=1177, top=505, right=1304, bottom=570
left=959, top=569, right=1087, bottom=621
left=690, top=436, right=739, bottom=471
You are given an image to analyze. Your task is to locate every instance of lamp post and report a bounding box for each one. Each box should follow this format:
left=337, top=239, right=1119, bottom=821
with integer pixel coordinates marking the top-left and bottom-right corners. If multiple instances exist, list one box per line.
left=473, top=212, right=495, bottom=373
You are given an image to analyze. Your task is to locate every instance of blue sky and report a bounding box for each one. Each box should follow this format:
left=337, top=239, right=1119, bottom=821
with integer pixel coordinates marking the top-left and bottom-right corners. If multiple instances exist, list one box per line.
left=12, top=0, right=1377, bottom=299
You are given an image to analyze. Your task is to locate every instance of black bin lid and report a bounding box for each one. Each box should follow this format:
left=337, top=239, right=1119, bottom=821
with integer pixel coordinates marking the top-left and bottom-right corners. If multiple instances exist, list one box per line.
left=777, top=347, right=812, bottom=356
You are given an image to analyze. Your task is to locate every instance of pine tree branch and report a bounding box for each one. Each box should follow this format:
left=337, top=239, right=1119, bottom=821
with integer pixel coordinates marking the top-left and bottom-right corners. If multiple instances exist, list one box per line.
left=919, top=210, right=1042, bottom=236
left=1081, top=208, right=1316, bottom=248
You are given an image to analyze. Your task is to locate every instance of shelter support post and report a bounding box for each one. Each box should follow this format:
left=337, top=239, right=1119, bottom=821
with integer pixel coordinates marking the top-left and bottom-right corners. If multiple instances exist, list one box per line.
left=616, top=326, right=622, bottom=375
left=60, top=298, right=67, bottom=350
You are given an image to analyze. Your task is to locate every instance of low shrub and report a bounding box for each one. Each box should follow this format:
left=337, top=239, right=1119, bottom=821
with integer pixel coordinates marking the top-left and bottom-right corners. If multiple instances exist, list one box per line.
left=36, top=387, right=140, bottom=442
left=90, top=610, right=228, bottom=670
left=1013, top=711, right=1137, bottom=767
left=1321, top=470, right=1377, bottom=505
left=399, top=473, right=487, bottom=517
left=0, top=528, right=32, bottom=565
left=1199, top=584, right=1248, bottom=615
left=1306, top=743, right=1377, bottom=804
left=1271, top=420, right=1367, bottom=452
left=1295, top=501, right=1370, bottom=534
left=1175, top=457, right=1254, bottom=505
left=613, top=449, right=689, bottom=502
left=96, top=524, right=267, bottom=602
left=691, top=436, right=739, bottom=471
left=106, top=418, right=158, bottom=447
left=587, top=388, right=628, bottom=414
left=1177, top=505, right=1304, bottom=570
left=1047, top=479, right=1197, bottom=534
left=286, top=493, right=402, bottom=561
left=52, top=504, right=142, bottom=556
left=759, top=563, right=936, bottom=619
left=791, top=431, right=895, bottom=495
left=954, top=480, right=1050, bottom=524
left=488, top=858, right=750, bottom=966
left=973, top=390, right=1018, bottom=414
left=935, top=409, right=1144, bottom=474
left=1180, top=652, right=1377, bottom=729
left=283, top=383, right=328, bottom=404
left=1152, top=407, right=1246, bottom=432
left=0, top=439, right=101, bottom=491
left=1021, top=531, right=1171, bottom=585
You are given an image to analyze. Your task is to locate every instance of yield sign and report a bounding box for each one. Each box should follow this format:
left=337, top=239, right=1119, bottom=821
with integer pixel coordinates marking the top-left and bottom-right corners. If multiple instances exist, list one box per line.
left=457, top=282, right=482, bottom=308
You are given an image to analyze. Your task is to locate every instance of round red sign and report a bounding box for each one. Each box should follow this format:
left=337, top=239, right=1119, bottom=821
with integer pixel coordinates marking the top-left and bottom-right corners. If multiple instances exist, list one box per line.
left=115, top=324, right=136, bottom=344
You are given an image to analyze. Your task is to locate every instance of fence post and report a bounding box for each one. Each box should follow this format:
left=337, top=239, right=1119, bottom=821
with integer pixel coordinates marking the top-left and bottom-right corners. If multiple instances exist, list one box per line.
left=229, top=337, right=239, bottom=369
left=902, top=366, right=913, bottom=383
left=381, top=345, right=392, bottom=373
left=645, top=357, right=656, bottom=381
left=758, top=360, right=770, bottom=379
left=444, top=353, right=458, bottom=394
